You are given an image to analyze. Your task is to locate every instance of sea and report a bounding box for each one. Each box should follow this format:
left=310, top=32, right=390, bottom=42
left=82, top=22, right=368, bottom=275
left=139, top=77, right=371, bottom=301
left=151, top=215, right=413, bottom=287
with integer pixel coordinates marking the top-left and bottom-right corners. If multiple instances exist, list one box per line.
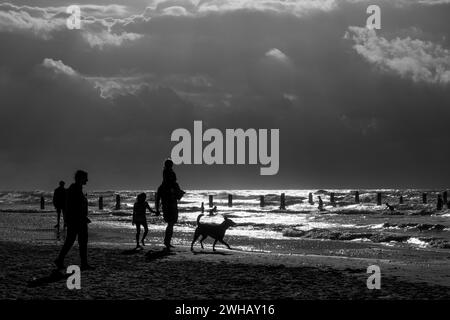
left=1, top=189, right=449, bottom=251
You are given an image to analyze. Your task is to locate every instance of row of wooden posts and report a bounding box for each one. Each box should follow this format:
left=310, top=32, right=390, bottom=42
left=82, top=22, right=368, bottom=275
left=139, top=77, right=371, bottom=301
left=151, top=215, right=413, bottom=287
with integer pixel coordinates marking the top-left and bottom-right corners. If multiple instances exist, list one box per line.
left=39, top=191, right=448, bottom=210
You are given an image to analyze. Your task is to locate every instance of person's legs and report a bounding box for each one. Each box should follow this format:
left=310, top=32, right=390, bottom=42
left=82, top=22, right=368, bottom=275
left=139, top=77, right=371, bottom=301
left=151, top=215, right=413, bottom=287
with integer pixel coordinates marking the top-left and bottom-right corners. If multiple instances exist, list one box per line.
left=164, top=222, right=174, bottom=248
left=55, top=226, right=77, bottom=268
left=55, top=208, right=61, bottom=228
left=78, top=224, right=89, bottom=267
left=62, top=208, right=67, bottom=229
left=141, top=221, right=148, bottom=246
left=135, top=223, right=141, bottom=247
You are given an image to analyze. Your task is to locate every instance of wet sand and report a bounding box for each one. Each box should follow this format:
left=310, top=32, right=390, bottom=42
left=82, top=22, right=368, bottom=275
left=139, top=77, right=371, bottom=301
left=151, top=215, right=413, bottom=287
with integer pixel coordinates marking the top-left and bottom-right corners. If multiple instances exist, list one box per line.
left=1, top=210, right=450, bottom=299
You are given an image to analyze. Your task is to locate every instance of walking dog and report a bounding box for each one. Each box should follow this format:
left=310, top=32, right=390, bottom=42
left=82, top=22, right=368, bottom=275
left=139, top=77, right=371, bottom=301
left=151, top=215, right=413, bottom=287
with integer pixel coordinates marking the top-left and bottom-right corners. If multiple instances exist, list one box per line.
left=191, top=214, right=236, bottom=251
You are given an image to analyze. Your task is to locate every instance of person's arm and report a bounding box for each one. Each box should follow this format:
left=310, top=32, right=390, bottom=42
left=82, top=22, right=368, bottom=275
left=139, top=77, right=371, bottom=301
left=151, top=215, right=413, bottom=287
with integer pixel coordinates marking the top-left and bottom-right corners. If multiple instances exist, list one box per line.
left=155, top=191, right=161, bottom=216
left=52, top=190, right=57, bottom=208
left=146, top=201, right=156, bottom=214
left=132, top=204, right=136, bottom=225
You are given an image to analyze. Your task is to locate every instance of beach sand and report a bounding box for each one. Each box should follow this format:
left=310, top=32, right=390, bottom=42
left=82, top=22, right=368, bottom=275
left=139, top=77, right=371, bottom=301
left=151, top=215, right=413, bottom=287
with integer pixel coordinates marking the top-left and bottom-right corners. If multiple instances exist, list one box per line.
left=1, top=210, right=450, bottom=299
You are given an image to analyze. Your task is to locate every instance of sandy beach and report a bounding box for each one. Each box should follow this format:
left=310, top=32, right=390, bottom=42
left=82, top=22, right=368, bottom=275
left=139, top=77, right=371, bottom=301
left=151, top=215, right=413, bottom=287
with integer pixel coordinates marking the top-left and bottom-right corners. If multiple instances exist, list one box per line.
left=1, top=209, right=450, bottom=300
left=1, top=0, right=450, bottom=309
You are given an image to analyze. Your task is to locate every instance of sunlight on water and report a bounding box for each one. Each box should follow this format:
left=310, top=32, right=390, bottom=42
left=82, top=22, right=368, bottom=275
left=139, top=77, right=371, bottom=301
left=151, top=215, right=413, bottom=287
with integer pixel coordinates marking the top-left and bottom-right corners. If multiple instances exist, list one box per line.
left=1, top=189, right=449, bottom=250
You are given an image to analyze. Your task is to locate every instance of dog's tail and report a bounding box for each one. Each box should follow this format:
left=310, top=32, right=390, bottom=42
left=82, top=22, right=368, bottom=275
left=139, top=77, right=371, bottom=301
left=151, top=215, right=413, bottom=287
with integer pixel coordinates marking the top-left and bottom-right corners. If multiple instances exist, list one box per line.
left=196, top=214, right=204, bottom=225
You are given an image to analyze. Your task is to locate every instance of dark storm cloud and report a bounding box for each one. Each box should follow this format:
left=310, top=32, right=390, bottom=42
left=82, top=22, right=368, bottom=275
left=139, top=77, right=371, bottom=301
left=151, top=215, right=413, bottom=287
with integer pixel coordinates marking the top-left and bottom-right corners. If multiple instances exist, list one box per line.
left=0, top=0, right=449, bottom=189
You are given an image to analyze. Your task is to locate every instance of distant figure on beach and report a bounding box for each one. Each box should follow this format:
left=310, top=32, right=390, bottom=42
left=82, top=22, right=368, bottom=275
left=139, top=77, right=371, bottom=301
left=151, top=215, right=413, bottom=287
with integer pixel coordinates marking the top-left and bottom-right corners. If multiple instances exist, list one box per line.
left=156, top=159, right=185, bottom=251
left=132, top=193, right=156, bottom=248
left=385, top=203, right=395, bottom=211
left=201, top=202, right=204, bottom=214
left=318, top=196, right=324, bottom=211
left=52, top=181, right=66, bottom=229
left=54, top=170, right=94, bottom=271
left=437, top=195, right=443, bottom=211
left=209, top=205, right=218, bottom=216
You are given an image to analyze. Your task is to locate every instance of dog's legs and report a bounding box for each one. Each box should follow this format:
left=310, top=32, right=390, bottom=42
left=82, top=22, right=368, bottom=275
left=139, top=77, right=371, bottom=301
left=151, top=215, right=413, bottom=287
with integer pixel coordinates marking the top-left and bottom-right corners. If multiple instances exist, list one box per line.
left=220, top=239, right=232, bottom=250
left=213, top=239, right=218, bottom=251
left=199, top=235, right=207, bottom=249
left=191, top=229, right=200, bottom=251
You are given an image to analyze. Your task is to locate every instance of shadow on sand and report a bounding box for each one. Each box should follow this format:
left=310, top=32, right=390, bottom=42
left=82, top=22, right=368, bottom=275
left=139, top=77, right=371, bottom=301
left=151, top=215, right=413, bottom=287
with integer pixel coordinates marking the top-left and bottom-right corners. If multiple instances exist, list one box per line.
left=145, top=248, right=175, bottom=261
left=192, top=250, right=232, bottom=256
left=27, top=269, right=70, bottom=288
left=121, top=247, right=145, bottom=255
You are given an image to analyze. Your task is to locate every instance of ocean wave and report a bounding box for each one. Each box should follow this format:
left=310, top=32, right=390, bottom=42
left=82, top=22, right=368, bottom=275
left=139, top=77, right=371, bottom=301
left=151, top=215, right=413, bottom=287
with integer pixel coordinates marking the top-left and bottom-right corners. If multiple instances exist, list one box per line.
left=110, top=210, right=132, bottom=217
left=381, top=223, right=447, bottom=231
left=281, top=228, right=450, bottom=249
left=0, top=208, right=54, bottom=213
left=406, top=237, right=429, bottom=248
left=330, top=209, right=379, bottom=215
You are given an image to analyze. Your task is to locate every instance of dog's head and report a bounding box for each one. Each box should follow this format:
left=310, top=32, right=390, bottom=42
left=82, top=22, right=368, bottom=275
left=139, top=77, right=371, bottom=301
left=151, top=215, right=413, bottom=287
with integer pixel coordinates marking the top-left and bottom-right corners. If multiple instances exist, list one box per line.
left=223, top=216, right=237, bottom=228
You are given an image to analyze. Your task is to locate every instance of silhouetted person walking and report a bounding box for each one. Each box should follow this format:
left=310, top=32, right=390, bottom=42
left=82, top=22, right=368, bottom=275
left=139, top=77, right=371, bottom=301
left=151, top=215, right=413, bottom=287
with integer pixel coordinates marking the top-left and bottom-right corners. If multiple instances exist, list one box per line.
left=318, top=196, right=324, bottom=211
left=132, top=193, right=156, bottom=248
left=155, top=159, right=184, bottom=251
left=53, top=181, right=66, bottom=229
left=54, top=170, right=94, bottom=271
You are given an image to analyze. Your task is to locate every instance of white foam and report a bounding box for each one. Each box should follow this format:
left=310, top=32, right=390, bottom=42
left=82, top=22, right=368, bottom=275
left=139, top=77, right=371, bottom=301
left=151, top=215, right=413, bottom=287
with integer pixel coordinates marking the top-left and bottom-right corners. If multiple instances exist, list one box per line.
left=406, top=237, right=429, bottom=248
left=350, top=238, right=372, bottom=242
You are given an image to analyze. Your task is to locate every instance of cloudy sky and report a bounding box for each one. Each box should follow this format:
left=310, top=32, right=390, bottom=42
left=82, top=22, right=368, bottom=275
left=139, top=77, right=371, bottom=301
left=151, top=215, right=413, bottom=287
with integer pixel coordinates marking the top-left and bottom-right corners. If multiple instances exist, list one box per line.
left=0, top=0, right=449, bottom=190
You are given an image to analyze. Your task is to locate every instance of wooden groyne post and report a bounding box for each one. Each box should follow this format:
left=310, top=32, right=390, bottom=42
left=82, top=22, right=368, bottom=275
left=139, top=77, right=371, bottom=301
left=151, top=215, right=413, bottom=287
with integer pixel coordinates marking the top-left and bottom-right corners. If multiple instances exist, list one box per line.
left=443, top=191, right=448, bottom=205
left=280, top=193, right=286, bottom=210
left=422, top=193, right=427, bottom=204
left=99, top=196, right=103, bottom=210
left=115, top=195, right=121, bottom=210
left=355, top=191, right=360, bottom=204
left=40, top=196, right=45, bottom=210
left=399, top=196, right=404, bottom=204
left=209, top=195, right=213, bottom=207
left=260, top=195, right=265, bottom=207
left=377, top=192, right=382, bottom=206
left=308, top=192, right=314, bottom=205
left=228, top=194, right=232, bottom=207
left=330, top=193, right=335, bottom=206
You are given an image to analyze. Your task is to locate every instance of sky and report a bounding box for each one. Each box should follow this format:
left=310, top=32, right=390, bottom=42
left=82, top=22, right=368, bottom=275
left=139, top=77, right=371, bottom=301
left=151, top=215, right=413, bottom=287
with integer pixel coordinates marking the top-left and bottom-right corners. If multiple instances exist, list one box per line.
left=0, top=0, right=449, bottom=190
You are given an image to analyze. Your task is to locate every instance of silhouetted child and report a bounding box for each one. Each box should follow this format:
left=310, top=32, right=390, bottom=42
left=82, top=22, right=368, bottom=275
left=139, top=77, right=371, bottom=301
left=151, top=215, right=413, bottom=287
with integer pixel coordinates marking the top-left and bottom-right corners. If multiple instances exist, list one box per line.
left=162, top=159, right=185, bottom=200
left=132, top=193, right=155, bottom=248
left=201, top=202, right=205, bottom=213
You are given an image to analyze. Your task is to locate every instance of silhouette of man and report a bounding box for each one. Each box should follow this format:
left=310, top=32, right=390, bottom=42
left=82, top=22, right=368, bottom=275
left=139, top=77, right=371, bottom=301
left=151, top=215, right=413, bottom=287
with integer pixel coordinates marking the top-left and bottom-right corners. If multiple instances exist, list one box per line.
left=53, top=181, right=66, bottom=229
left=54, top=170, right=94, bottom=270
left=318, top=196, right=324, bottom=211
left=155, top=159, right=184, bottom=251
